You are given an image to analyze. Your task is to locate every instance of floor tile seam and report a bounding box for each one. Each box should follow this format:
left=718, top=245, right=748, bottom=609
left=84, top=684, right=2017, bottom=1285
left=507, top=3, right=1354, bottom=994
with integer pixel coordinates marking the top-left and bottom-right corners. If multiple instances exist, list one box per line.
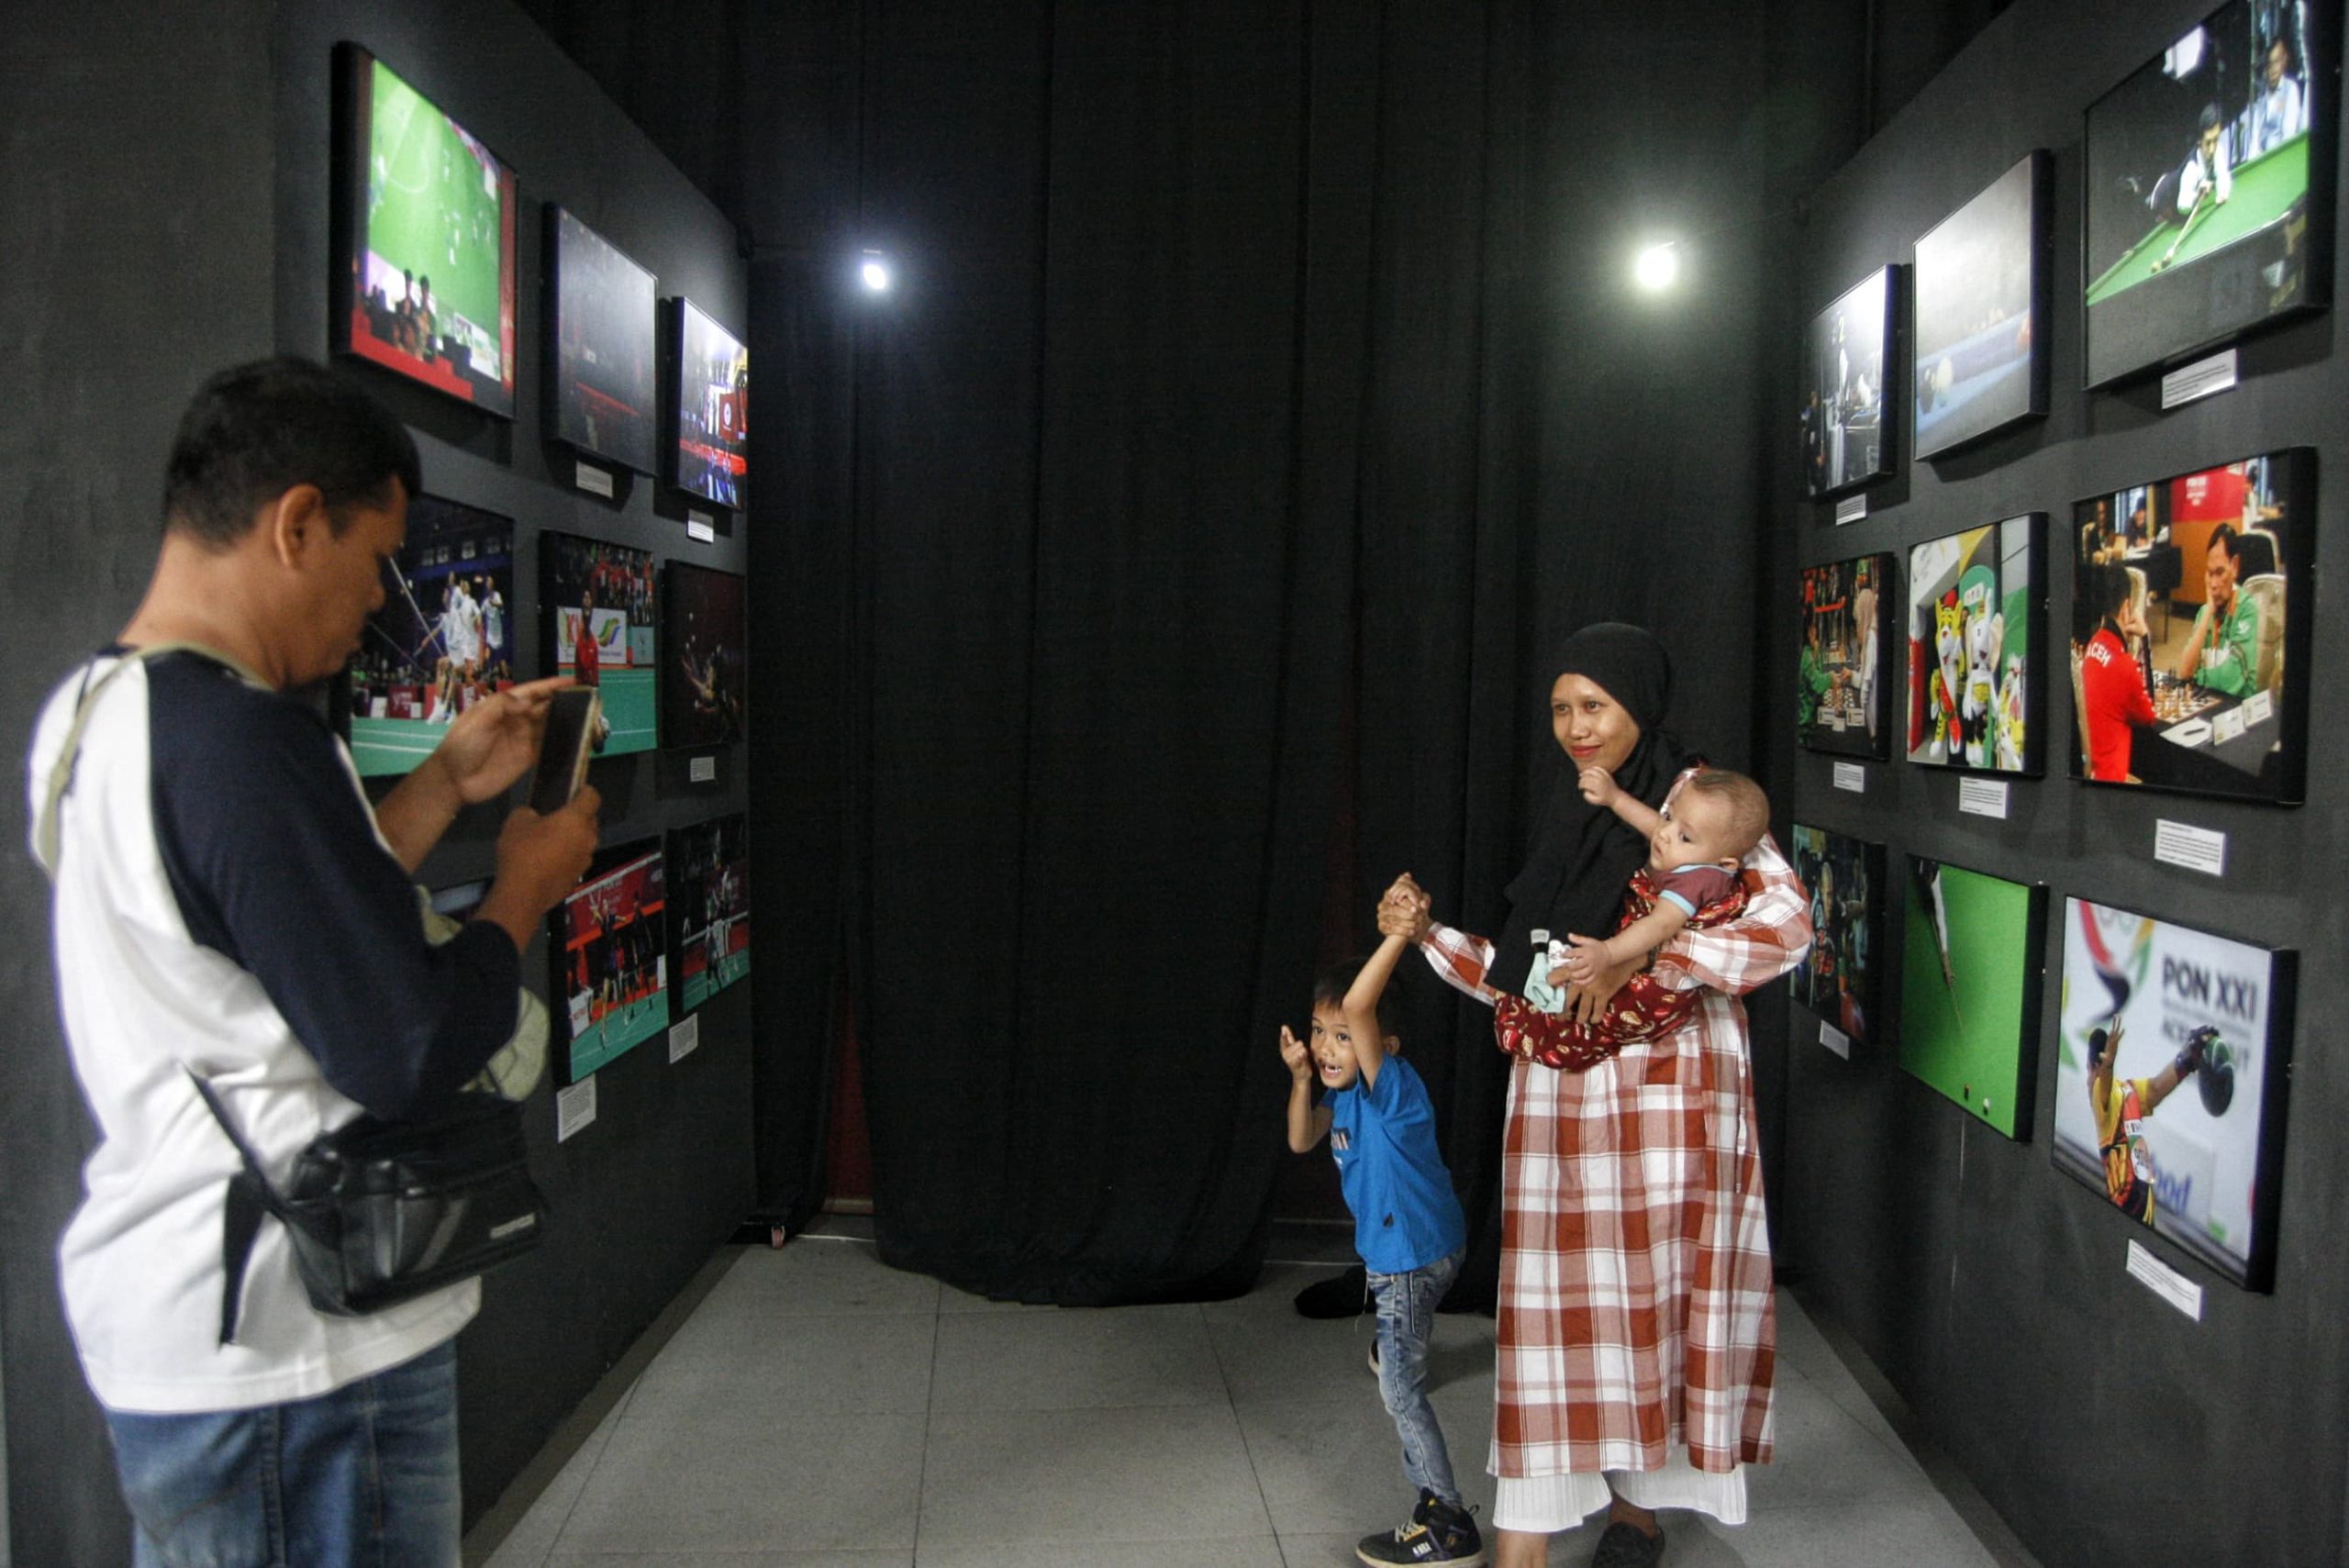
left=1203, top=1297, right=1297, bottom=1554
left=909, top=1294, right=944, bottom=1565
left=538, top=1396, right=631, bottom=1558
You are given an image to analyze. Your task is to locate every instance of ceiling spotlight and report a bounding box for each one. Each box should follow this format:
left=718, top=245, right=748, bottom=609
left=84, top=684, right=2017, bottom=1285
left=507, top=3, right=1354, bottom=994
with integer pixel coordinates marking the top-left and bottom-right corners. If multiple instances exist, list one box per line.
left=1633, top=241, right=1681, bottom=292
left=860, top=250, right=894, bottom=294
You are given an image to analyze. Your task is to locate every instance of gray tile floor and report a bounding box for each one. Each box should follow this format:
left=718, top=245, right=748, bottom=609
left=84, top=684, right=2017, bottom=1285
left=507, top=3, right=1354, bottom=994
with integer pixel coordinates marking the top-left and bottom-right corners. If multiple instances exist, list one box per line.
left=473, top=1223, right=2036, bottom=1568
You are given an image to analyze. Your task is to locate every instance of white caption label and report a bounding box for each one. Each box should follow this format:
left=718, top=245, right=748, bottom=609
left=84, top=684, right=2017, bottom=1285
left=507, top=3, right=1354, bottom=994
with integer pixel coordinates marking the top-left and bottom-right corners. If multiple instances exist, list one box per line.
left=686, top=512, right=716, bottom=543
left=1818, top=1020, right=1851, bottom=1059
left=555, top=1077, right=597, bottom=1142
left=2160, top=349, right=2238, bottom=410
left=1833, top=494, right=1868, bottom=525
left=689, top=755, right=717, bottom=784
left=1832, top=762, right=1865, bottom=794
left=574, top=461, right=616, bottom=498
left=2154, top=819, right=2227, bottom=877
left=669, top=1014, right=701, bottom=1063
left=1957, top=777, right=2010, bottom=818
left=2126, top=1240, right=2204, bottom=1320
left=2212, top=706, right=2247, bottom=744
left=2242, top=689, right=2274, bottom=727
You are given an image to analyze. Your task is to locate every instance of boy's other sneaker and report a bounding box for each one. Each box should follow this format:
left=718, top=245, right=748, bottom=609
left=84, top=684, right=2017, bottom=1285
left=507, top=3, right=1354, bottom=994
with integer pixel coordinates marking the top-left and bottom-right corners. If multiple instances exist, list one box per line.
left=1356, top=1488, right=1486, bottom=1566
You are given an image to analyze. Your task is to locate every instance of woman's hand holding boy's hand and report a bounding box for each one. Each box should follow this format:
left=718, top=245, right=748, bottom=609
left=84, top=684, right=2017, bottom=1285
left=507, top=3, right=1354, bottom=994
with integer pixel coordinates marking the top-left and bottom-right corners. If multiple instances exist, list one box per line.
left=1278, top=1026, right=1313, bottom=1084
left=1375, top=873, right=1432, bottom=941
left=1577, top=765, right=1620, bottom=809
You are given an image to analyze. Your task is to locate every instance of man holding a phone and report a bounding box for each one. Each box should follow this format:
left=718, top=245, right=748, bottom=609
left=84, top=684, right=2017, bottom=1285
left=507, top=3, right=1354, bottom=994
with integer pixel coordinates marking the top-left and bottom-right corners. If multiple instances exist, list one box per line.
left=27, top=358, right=602, bottom=1567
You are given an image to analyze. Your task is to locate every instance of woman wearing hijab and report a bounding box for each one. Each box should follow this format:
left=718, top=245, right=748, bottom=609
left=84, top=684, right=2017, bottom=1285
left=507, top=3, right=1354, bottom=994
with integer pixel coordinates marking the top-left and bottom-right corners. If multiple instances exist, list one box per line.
left=1378, top=624, right=1810, bottom=1568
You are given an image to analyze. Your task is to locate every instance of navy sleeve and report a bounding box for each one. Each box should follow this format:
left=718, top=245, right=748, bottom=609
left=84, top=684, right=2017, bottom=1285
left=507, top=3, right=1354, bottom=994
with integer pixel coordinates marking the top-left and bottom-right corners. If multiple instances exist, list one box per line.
left=149, top=657, right=520, bottom=1119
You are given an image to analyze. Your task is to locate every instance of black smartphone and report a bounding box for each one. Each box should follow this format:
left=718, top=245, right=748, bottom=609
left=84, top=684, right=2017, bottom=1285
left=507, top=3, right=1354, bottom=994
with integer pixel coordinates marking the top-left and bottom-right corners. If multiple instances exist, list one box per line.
left=529, top=688, right=600, bottom=815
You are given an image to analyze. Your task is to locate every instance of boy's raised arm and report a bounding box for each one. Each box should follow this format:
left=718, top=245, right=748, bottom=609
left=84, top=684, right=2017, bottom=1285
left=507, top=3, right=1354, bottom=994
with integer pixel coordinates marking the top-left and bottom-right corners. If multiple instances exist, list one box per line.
left=1280, top=1027, right=1332, bottom=1152
left=1341, top=931, right=1410, bottom=1093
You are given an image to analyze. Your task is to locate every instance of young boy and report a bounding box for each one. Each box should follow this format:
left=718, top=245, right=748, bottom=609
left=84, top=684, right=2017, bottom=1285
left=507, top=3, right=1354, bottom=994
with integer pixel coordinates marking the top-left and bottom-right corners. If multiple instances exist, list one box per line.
left=1554, top=765, right=1773, bottom=984
left=1281, top=935, right=1486, bottom=1568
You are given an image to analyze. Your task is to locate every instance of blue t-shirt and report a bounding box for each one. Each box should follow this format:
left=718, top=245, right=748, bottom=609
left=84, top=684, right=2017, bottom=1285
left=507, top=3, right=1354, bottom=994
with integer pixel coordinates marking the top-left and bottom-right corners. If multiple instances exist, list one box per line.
left=1324, top=1056, right=1467, bottom=1274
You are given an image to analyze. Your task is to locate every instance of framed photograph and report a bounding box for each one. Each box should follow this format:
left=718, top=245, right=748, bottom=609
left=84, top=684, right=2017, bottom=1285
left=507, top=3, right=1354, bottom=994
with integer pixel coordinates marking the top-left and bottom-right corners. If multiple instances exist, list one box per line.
left=1913, top=150, right=2050, bottom=459
left=344, top=494, right=515, bottom=777
left=550, top=840, right=670, bottom=1083
left=2052, top=896, right=2295, bottom=1289
left=1899, top=856, right=2043, bottom=1139
left=540, top=531, right=659, bottom=757
left=1798, top=554, right=1892, bottom=758
left=2069, top=449, right=2311, bottom=803
left=546, top=206, right=659, bottom=475
left=332, top=44, right=518, bottom=417
left=1799, top=266, right=1897, bottom=499
left=1904, top=515, right=2042, bottom=774
left=2083, top=0, right=2334, bottom=387
left=661, top=562, right=747, bottom=750
left=1787, top=824, right=1884, bottom=1051
left=666, top=815, right=751, bottom=1016
left=668, top=297, right=749, bottom=508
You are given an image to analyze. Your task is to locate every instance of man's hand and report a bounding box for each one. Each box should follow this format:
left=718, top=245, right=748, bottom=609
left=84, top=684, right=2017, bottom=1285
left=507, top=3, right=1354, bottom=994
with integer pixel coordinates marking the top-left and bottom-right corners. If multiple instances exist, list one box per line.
left=1375, top=873, right=1432, bottom=941
left=1278, top=1026, right=1313, bottom=1084
left=433, top=676, right=573, bottom=805
left=473, top=787, right=603, bottom=952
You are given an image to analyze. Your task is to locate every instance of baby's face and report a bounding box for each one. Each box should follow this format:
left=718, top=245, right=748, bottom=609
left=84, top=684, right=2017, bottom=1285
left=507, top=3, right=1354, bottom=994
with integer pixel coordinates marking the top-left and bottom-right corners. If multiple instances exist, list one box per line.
left=1307, top=1004, right=1364, bottom=1092
left=1650, top=793, right=1742, bottom=873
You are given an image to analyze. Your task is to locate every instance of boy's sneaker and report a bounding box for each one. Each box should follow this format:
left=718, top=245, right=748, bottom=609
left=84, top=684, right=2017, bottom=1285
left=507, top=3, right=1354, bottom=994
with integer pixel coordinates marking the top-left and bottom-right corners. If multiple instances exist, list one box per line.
left=1356, top=1488, right=1486, bottom=1566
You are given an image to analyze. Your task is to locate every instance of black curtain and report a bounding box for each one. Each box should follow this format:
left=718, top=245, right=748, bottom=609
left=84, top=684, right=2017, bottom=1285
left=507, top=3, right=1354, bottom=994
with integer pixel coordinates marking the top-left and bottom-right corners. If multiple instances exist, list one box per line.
left=738, top=0, right=1792, bottom=1305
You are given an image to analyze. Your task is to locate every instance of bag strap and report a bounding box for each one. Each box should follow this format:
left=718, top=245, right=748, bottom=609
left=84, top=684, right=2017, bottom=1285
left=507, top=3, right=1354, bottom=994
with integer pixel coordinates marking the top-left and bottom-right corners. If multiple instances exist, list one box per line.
left=32, top=641, right=270, bottom=879
left=184, top=1069, right=313, bottom=1347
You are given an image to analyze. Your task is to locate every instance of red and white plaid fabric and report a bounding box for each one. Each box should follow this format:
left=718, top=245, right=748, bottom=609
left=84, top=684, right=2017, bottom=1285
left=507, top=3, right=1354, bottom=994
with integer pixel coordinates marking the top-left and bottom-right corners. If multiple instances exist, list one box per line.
left=1418, top=774, right=1812, bottom=1479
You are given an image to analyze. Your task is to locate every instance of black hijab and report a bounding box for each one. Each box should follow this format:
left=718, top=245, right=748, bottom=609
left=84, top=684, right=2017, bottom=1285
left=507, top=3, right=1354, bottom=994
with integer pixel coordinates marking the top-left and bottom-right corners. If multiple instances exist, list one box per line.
left=1490, top=623, right=1698, bottom=995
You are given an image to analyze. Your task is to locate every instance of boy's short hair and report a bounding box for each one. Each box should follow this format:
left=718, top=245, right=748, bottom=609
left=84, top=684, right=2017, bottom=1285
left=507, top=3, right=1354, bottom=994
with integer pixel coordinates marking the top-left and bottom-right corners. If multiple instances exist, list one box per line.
left=1682, top=768, right=1770, bottom=859
left=1314, top=960, right=1399, bottom=1039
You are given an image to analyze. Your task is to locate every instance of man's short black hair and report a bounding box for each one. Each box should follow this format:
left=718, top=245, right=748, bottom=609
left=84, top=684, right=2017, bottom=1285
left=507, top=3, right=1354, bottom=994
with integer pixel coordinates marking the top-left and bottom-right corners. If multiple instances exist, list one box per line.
left=1313, top=959, right=1399, bottom=1039
left=162, top=357, right=421, bottom=547
left=2076, top=562, right=2132, bottom=640
left=2209, top=522, right=2243, bottom=562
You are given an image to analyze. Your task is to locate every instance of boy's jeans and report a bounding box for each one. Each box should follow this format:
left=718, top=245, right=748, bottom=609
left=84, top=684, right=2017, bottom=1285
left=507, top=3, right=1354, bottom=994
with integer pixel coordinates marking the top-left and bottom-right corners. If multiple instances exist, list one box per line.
left=1368, top=1245, right=1465, bottom=1506
left=102, top=1339, right=461, bottom=1568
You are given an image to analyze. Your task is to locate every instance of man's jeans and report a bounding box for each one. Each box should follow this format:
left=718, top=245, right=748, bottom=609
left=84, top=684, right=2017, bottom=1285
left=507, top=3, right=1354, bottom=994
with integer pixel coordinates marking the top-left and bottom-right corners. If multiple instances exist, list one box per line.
left=102, top=1339, right=460, bottom=1568
left=1369, top=1246, right=1465, bottom=1506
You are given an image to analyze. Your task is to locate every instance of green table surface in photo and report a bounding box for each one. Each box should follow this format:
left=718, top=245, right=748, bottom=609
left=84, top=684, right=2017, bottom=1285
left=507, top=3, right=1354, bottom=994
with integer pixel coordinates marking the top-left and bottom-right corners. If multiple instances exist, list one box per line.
left=2086, top=133, right=2309, bottom=306
left=1900, top=865, right=2034, bottom=1138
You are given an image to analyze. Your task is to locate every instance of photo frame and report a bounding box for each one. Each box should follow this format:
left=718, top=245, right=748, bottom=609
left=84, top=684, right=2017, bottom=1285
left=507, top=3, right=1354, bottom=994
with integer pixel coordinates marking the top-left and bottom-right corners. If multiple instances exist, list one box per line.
left=1913, top=150, right=2050, bottom=459
left=546, top=206, right=659, bottom=475
left=344, top=494, right=515, bottom=777
left=667, top=297, right=748, bottom=508
left=332, top=44, right=518, bottom=417
left=1905, top=515, right=2043, bottom=775
left=1798, top=554, right=1893, bottom=759
left=660, top=562, right=747, bottom=751
left=1800, top=266, right=1898, bottom=500
left=539, top=530, right=659, bottom=757
left=1898, top=856, right=2044, bottom=1139
left=2069, top=449, right=2312, bottom=803
left=2083, top=0, right=2335, bottom=387
left=550, top=839, right=670, bottom=1084
left=2051, top=895, right=2294, bottom=1290
left=1787, top=824, right=1884, bottom=1052
left=665, top=815, right=751, bottom=1017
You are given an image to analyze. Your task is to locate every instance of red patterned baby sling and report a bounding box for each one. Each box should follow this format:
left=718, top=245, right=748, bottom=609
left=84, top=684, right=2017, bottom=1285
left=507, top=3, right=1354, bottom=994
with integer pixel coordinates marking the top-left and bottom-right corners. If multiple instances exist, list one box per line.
left=1492, top=865, right=1750, bottom=1072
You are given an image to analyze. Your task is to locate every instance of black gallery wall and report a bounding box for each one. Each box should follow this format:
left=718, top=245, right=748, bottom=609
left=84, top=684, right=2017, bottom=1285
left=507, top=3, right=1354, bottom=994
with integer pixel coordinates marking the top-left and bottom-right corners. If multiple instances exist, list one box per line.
left=1766, top=1, right=2349, bottom=1565
left=0, top=1, right=761, bottom=1561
